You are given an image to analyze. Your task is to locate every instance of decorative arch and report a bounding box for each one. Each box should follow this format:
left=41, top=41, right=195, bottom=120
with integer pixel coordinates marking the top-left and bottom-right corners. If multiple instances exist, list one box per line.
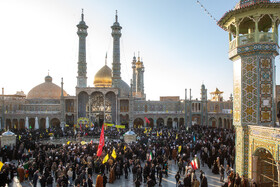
left=223, top=118, right=227, bottom=128
left=148, top=118, right=154, bottom=128
left=19, top=119, right=25, bottom=129
left=209, top=117, right=217, bottom=127
left=40, top=118, right=46, bottom=129
left=218, top=118, right=222, bottom=128
left=167, top=118, right=172, bottom=129
left=133, top=118, right=144, bottom=128
left=252, top=148, right=278, bottom=186
left=12, top=119, right=18, bottom=129
left=6, top=119, right=11, bottom=130
left=50, top=118, right=60, bottom=128
left=29, top=118, right=35, bottom=129
left=156, top=118, right=164, bottom=128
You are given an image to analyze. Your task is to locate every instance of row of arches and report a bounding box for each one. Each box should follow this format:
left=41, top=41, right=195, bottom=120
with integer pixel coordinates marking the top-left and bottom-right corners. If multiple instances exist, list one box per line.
left=133, top=117, right=233, bottom=129
left=3, top=117, right=60, bottom=130
left=209, top=117, right=233, bottom=129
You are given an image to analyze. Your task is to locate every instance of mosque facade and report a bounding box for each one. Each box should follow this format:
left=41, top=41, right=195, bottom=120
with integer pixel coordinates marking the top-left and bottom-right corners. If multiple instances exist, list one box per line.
left=0, top=11, right=234, bottom=131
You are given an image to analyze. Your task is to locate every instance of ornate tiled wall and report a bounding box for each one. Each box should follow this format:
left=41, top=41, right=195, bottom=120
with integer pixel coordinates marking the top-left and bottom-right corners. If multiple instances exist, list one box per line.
left=259, top=57, right=273, bottom=124
left=242, top=56, right=258, bottom=124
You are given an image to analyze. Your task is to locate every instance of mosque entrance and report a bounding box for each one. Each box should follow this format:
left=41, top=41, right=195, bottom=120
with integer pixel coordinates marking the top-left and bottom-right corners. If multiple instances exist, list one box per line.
left=156, top=118, right=164, bottom=128
left=148, top=118, right=154, bottom=128
left=252, top=148, right=278, bottom=187
left=94, top=113, right=104, bottom=128
left=133, top=118, right=144, bottom=128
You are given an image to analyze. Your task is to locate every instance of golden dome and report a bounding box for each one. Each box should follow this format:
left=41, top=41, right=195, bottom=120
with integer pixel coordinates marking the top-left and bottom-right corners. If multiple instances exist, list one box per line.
left=27, top=75, right=67, bottom=99
left=94, top=65, right=112, bottom=87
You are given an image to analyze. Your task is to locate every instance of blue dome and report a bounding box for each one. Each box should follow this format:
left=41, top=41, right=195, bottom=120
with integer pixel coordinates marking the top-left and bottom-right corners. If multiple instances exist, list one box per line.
left=124, top=130, right=135, bottom=135
left=2, top=130, right=15, bottom=136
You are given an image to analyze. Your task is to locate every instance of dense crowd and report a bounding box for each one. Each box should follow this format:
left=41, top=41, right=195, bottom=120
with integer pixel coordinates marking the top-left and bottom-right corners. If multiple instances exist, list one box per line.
left=0, top=125, right=248, bottom=187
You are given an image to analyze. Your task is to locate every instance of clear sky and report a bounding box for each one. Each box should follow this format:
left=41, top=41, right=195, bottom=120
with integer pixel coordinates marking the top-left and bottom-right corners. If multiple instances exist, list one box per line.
left=0, top=0, right=279, bottom=101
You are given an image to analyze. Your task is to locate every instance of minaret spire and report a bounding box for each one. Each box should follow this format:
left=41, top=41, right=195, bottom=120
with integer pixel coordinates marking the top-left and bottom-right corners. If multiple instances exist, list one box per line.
left=105, top=52, right=107, bottom=65
left=115, top=10, right=118, bottom=22
left=76, top=9, right=88, bottom=87
left=111, top=10, right=122, bottom=87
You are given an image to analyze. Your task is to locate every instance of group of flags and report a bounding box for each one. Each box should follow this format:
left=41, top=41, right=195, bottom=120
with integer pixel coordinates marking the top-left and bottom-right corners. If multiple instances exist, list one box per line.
left=102, top=149, right=117, bottom=164
left=156, top=130, right=163, bottom=137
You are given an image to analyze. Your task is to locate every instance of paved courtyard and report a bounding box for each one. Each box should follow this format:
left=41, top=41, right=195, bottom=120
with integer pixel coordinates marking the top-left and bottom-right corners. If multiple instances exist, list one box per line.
left=11, top=159, right=225, bottom=187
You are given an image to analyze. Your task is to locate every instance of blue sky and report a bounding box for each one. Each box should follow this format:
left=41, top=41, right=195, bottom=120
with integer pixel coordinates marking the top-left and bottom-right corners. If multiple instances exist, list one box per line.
left=0, top=0, right=278, bottom=100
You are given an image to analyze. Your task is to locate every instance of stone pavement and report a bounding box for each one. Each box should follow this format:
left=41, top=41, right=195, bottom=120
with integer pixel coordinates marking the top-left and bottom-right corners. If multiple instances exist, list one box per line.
left=11, top=160, right=225, bottom=187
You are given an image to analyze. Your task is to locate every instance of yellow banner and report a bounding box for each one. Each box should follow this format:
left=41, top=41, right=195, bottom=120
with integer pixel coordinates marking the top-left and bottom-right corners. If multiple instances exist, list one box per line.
left=104, top=123, right=125, bottom=129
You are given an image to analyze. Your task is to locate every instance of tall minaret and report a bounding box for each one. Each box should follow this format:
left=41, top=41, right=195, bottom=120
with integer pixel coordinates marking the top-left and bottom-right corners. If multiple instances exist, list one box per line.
left=132, top=54, right=137, bottom=94
left=76, top=9, right=88, bottom=88
left=136, top=55, right=145, bottom=99
left=111, top=10, right=122, bottom=87
left=60, top=78, right=65, bottom=127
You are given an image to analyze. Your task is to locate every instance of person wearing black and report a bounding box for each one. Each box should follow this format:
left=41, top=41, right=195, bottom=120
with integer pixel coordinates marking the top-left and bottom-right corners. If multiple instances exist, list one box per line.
left=175, top=171, right=180, bottom=186
left=183, top=174, right=191, bottom=187
left=87, top=174, right=93, bottom=187
left=147, top=176, right=155, bottom=187
left=156, top=164, right=161, bottom=178
left=46, top=175, right=53, bottom=187
left=158, top=169, right=163, bottom=186
left=39, top=174, right=46, bottom=187
left=124, top=162, right=129, bottom=179
left=103, top=173, right=108, bottom=187
left=135, top=177, right=141, bottom=187
left=33, top=170, right=39, bottom=187
left=201, top=174, right=208, bottom=187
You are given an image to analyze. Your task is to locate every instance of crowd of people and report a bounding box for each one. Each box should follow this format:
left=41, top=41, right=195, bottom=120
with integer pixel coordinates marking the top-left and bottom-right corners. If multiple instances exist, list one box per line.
left=0, top=125, right=246, bottom=187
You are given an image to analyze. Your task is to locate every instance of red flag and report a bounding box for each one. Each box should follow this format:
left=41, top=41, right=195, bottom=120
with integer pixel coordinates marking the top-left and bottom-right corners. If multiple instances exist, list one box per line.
left=97, top=124, right=105, bottom=156
left=144, top=117, right=150, bottom=124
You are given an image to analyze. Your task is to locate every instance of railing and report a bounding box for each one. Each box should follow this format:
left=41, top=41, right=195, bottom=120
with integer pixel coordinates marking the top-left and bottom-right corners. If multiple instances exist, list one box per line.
left=239, top=33, right=255, bottom=46
left=229, top=39, right=237, bottom=51
left=229, top=32, right=278, bottom=50
left=259, top=32, right=274, bottom=43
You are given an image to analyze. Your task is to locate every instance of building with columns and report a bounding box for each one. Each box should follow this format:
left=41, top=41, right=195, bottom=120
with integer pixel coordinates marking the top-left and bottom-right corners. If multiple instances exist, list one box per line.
left=1, top=11, right=233, bottom=131
left=218, top=0, right=280, bottom=185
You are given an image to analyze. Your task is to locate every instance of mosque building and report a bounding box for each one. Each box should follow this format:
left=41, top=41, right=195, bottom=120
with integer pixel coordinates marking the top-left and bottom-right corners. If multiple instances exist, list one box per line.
left=0, top=11, right=234, bottom=131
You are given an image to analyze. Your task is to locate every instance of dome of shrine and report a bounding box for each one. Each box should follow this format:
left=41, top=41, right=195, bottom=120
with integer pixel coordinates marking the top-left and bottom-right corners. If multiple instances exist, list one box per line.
left=27, top=75, right=67, bottom=99
left=94, top=65, right=112, bottom=87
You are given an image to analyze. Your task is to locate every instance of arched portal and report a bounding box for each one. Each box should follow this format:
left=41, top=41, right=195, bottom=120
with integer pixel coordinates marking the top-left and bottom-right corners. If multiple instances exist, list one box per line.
left=167, top=118, right=172, bottom=129
left=12, top=119, right=18, bottom=129
left=223, top=119, right=227, bottom=128
left=179, top=118, right=184, bottom=127
left=218, top=118, right=222, bottom=128
left=156, top=118, right=164, bottom=128
left=133, top=118, right=144, bottom=128
left=252, top=148, right=278, bottom=186
left=227, top=119, right=230, bottom=129
left=19, top=119, right=25, bottom=129
left=209, top=117, right=217, bottom=127
left=29, top=118, right=35, bottom=129
left=50, top=118, right=60, bottom=128
left=6, top=119, right=11, bottom=130
left=120, top=114, right=129, bottom=128
left=40, top=118, right=46, bottom=129
left=148, top=118, right=154, bottom=128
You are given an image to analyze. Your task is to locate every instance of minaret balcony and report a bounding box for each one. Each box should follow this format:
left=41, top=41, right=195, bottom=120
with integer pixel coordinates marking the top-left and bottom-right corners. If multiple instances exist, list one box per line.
left=229, top=32, right=278, bottom=51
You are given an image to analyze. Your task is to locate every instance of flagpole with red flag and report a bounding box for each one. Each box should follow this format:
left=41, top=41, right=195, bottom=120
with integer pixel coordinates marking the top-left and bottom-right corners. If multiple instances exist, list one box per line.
left=97, top=124, right=105, bottom=157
